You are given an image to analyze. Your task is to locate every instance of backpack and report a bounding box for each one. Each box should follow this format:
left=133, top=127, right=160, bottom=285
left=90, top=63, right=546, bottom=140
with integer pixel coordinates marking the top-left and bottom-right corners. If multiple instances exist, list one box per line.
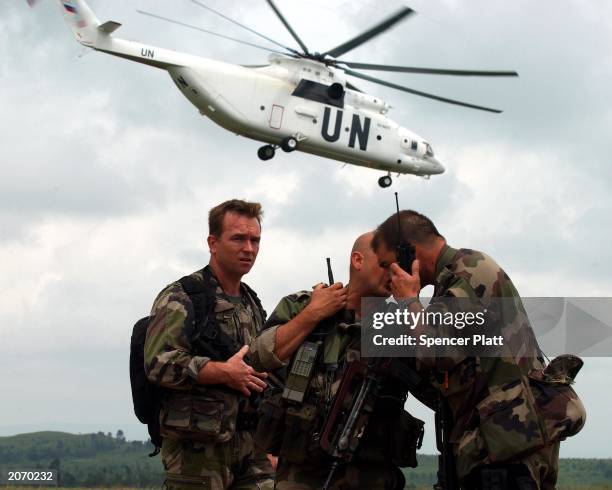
left=129, top=316, right=162, bottom=456
left=129, top=268, right=266, bottom=456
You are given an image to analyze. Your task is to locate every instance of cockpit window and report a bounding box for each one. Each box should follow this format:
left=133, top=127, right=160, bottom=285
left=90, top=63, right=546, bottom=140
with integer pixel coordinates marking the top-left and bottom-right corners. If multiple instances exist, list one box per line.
left=292, top=79, right=345, bottom=108
left=411, top=141, right=418, bottom=151
left=425, top=143, right=434, bottom=157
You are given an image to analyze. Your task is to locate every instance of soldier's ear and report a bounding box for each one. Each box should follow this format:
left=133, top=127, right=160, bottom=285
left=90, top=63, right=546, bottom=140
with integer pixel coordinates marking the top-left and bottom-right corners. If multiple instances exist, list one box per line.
left=351, top=251, right=364, bottom=271
left=207, top=234, right=217, bottom=254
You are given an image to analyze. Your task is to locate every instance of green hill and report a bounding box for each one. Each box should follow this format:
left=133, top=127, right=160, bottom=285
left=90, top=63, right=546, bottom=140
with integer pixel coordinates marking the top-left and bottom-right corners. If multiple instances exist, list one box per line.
left=1, top=432, right=610, bottom=488
left=401, top=454, right=612, bottom=489
left=0, top=431, right=163, bottom=487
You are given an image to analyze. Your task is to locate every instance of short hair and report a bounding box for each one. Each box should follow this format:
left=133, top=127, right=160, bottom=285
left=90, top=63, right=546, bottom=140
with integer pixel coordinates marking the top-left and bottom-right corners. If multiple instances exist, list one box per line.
left=208, top=199, right=263, bottom=237
left=372, top=210, right=442, bottom=250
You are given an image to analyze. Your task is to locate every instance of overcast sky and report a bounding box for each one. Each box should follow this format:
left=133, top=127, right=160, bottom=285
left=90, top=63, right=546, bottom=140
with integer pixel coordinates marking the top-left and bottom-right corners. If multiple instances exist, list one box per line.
left=1, top=0, right=611, bottom=458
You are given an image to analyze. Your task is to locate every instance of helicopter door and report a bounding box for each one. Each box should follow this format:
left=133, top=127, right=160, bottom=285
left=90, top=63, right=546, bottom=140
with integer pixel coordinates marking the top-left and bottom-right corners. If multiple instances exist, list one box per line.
left=269, top=105, right=284, bottom=129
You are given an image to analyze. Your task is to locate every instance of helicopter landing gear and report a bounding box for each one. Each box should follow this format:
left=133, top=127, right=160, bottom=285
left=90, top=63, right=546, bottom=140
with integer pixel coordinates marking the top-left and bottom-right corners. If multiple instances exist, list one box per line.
left=257, top=144, right=275, bottom=161
left=280, top=136, right=298, bottom=152
left=378, top=174, right=392, bottom=188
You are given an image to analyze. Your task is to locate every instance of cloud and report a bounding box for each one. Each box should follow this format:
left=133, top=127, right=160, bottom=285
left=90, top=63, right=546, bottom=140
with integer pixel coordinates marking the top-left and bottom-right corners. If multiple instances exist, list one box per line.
left=0, top=0, right=610, bottom=458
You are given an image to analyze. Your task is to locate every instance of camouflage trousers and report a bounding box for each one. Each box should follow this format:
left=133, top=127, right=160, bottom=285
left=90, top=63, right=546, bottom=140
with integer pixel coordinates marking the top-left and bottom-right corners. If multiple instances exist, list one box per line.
left=274, top=457, right=405, bottom=490
left=162, top=431, right=275, bottom=490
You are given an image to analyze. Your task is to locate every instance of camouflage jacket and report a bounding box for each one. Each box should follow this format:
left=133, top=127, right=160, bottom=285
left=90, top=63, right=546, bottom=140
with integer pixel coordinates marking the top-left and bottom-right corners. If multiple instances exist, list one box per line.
left=253, top=291, right=423, bottom=467
left=144, top=266, right=267, bottom=443
left=426, top=245, right=586, bottom=482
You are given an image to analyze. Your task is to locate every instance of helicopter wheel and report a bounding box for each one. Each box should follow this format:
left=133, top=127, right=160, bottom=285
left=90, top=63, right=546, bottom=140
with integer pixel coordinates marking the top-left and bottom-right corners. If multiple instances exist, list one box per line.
left=257, top=145, right=275, bottom=161
left=378, top=175, right=392, bottom=188
left=280, top=136, right=298, bottom=152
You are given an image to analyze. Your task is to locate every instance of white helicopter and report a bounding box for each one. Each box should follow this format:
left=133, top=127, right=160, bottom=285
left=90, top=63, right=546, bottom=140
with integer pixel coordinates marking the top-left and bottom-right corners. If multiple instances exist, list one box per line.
left=46, top=0, right=517, bottom=187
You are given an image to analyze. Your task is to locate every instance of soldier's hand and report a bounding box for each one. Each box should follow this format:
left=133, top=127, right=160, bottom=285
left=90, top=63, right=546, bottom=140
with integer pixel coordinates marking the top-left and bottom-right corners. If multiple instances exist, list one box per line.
left=223, top=345, right=268, bottom=397
left=390, top=260, right=421, bottom=299
left=304, top=282, right=348, bottom=323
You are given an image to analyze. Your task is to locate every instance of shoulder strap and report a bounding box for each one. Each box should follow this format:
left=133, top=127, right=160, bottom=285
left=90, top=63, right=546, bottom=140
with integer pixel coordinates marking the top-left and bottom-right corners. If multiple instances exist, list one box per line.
left=178, top=266, right=243, bottom=362
left=242, top=281, right=267, bottom=326
left=178, top=268, right=217, bottom=344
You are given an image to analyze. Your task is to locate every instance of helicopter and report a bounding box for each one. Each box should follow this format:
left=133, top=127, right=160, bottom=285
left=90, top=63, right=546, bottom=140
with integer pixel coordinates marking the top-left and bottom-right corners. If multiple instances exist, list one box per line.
left=45, top=0, right=518, bottom=188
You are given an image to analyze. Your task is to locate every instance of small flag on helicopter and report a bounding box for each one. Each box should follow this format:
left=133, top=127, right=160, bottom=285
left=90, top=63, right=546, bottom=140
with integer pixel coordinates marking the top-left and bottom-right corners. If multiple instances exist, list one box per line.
left=26, top=0, right=39, bottom=6
left=63, top=2, right=78, bottom=14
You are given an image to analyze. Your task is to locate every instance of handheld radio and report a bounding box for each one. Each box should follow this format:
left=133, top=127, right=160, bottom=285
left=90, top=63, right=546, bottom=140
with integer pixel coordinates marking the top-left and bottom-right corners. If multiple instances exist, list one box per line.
left=394, top=192, right=416, bottom=273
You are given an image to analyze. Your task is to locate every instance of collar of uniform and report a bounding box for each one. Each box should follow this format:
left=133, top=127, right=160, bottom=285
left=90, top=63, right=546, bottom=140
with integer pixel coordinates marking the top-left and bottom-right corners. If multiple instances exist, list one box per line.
left=434, top=244, right=459, bottom=286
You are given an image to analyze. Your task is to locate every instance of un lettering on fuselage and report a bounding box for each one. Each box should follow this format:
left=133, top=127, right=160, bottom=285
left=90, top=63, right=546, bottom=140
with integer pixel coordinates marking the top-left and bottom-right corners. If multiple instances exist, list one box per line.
left=321, top=107, right=371, bottom=151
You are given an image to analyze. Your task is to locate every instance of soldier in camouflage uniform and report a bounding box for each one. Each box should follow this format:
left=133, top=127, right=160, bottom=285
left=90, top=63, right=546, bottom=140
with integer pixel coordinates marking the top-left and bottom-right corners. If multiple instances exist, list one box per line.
left=250, top=232, right=424, bottom=489
left=372, top=210, right=586, bottom=490
left=145, top=199, right=274, bottom=490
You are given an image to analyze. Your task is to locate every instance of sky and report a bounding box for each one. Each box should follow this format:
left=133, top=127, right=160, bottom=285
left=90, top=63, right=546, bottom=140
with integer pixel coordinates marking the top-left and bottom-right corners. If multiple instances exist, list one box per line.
left=1, top=0, right=611, bottom=458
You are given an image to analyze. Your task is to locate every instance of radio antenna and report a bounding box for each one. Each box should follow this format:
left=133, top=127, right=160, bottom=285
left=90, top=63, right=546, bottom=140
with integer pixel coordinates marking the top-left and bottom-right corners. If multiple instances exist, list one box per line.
left=395, top=192, right=401, bottom=238
left=326, top=257, right=334, bottom=285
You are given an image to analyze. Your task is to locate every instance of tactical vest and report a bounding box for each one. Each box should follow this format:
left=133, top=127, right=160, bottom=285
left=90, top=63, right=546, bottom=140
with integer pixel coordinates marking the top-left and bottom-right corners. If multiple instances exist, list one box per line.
left=254, top=311, right=425, bottom=468
left=181, top=266, right=266, bottom=363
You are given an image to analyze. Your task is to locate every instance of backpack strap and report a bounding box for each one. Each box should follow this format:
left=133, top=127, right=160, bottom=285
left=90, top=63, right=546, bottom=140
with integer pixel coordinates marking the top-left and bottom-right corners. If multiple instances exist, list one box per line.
left=179, top=266, right=243, bottom=362
left=179, top=267, right=217, bottom=343
left=241, top=281, right=267, bottom=327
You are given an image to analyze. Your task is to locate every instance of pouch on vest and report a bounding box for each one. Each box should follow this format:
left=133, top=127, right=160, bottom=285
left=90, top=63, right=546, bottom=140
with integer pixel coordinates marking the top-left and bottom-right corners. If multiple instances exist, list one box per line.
left=160, top=393, right=226, bottom=443
left=476, top=378, right=546, bottom=463
left=357, top=403, right=424, bottom=468
left=388, top=409, right=424, bottom=468
left=280, top=404, right=318, bottom=464
left=528, top=354, right=586, bottom=442
left=254, top=392, right=285, bottom=455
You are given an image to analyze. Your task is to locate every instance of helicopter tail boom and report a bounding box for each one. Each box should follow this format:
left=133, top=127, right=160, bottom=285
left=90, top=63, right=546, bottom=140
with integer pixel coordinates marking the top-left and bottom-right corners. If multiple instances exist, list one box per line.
left=54, top=0, right=191, bottom=70
left=56, top=0, right=105, bottom=48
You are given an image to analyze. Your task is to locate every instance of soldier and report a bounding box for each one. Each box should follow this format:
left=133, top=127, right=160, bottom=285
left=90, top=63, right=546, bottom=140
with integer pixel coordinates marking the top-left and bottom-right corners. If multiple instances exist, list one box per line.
left=372, top=210, right=586, bottom=490
left=144, top=199, right=274, bottom=490
left=250, top=232, right=425, bottom=490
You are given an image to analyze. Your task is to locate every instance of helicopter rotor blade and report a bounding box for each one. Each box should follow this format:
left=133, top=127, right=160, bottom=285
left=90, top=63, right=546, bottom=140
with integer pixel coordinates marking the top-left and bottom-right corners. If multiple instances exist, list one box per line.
left=335, top=61, right=518, bottom=77
left=137, top=10, right=295, bottom=57
left=323, top=7, right=414, bottom=59
left=189, top=0, right=301, bottom=56
left=344, top=68, right=503, bottom=113
left=265, top=0, right=310, bottom=56
left=345, top=81, right=363, bottom=93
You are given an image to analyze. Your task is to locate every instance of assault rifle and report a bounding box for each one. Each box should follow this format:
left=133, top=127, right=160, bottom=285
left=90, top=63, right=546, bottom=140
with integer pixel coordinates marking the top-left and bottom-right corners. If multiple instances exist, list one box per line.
left=434, top=395, right=458, bottom=490
left=318, top=355, right=428, bottom=490
left=319, top=357, right=386, bottom=490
